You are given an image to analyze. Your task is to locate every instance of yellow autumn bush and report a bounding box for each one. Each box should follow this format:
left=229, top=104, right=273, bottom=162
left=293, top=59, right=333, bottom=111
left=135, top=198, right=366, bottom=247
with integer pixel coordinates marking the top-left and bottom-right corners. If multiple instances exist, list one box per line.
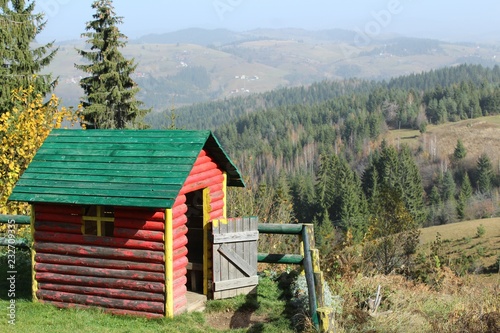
left=0, top=86, right=82, bottom=229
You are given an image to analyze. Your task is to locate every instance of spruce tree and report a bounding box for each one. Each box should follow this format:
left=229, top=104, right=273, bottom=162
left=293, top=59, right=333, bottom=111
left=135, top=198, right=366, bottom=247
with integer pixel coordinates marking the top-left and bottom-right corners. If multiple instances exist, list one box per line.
left=397, top=146, right=426, bottom=225
left=476, top=153, right=493, bottom=194
left=337, top=157, right=368, bottom=241
left=0, top=0, right=57, bottom=114
left=362, top=143, right=425, bottom=226
left=429, top=186, right=441, bottom=206
left=314, top=151, right=339, bottom=219
left=453, top=139, right=467, bottom=161
left=441, top=170, right=456, bottom=202
left=461, top=172, right=473, bottom=200
left=75, top=0, right=149, bottom=129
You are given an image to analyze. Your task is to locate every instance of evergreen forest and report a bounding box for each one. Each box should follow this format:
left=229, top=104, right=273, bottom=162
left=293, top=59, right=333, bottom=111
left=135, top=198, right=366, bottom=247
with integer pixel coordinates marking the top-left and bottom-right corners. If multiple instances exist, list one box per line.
left=148, top=64, right=500, bottom=241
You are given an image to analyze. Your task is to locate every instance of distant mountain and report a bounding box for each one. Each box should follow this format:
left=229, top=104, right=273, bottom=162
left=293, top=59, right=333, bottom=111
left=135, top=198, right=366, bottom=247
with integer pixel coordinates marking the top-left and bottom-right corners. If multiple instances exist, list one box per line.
left=243, top=28, right=358, bottom=43
left=133, top=28, right=245, bottom=46
left=45, top=28, right=500, bottom=110
left=133, top=28, right=367, bottom=47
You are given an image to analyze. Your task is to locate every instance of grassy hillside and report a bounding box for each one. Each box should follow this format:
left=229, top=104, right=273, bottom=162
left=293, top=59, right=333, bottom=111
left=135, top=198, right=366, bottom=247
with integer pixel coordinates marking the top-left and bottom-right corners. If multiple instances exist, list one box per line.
left=384, top=115, right=500, bottom=171
left=420, top=217, right=500, bottom=269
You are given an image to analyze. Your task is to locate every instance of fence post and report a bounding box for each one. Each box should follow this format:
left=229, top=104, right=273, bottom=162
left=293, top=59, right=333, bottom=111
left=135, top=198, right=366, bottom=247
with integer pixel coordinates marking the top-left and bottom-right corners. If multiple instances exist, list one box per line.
left=301, top=224, right=319, bottom=329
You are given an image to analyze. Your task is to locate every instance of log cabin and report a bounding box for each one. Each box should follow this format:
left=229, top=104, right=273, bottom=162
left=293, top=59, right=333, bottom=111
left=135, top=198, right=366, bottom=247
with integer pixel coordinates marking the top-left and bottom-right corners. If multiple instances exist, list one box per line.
left=8, top=129, right=259, bottom=318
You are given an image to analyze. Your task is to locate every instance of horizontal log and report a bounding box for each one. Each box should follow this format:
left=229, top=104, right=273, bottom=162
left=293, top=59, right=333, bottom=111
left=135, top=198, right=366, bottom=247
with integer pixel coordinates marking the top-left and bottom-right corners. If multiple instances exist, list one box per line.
left=35, top=204, right=82, bottom=215
left=258, top=223, right=303, bottom=235
left=173, top=276, right=188, bottom=289
left=209, top=209, right=224, bottom=221
left=173, top=225, right=188, bottom=239
left=35, top=231, right=164, bottom=251
left=173, top=284, right=187, bottom=300
left=184, top=169, right=222, bottom=186
left=190, top=161, right=218, bottom=175
left=35, top=212, right=82, bottom=224
left=210, top=199, right=224, bottom=212
left=179, top=174, right=224, bottom=195
left=193, top=155, right=212, bottom=167
left=173, top=194, right=186, bottom=207
left=209, top=190, right=225, bottom=202
left=172, top=235, right=188, bottom=250
left=35, top=263, right=165, bottom=282
left=172, top=204, right=188, bottom=219
left=36, top=272, right=165, bottom=293
left=173, top=267, right=187, bottom=280
left=173, top=246, right=188, bottom=261
left=173, top=256, right=188, bottom=272
left=34, top=242, right=164, bottom=263
left=35, top=221, right=82, bottom=234
left=257, top=253, right=304, bottom=264
left=172, top=215, right=187, bottom=229
left=37, top=290, right=165, bottom=314
left=173, top=296, right=188, bottom=315
left=209, top=182, right=224, bottom=193
left=114, top=208, right=164, bottom=221
left=113, top=228, right=164, bottom=242
left=35, top=253, right=165, bottom=272
left=42, top=300, right=164, bottom=318
left=114, top=219, right=164, bottom=231
left=38, top=283, right=165, bottom=302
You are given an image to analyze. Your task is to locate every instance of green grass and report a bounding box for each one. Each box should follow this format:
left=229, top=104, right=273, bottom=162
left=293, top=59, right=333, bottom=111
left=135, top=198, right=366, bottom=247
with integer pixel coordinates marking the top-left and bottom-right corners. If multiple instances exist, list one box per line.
left=0, top=247, right=303, bottom=333
left=419, top=218, right=500, bottom=273
left=0, top=300, right=220, bottom=333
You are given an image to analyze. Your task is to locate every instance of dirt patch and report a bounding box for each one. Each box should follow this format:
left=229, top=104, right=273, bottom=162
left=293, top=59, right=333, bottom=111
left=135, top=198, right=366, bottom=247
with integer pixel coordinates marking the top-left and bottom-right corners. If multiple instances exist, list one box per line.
left=205, top=310, right=270, bottom=331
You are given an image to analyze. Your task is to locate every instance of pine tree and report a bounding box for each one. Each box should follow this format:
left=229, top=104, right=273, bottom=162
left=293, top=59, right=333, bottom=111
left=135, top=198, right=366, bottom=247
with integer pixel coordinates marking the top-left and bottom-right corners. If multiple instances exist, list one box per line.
left=453, top=139, right=467, bottom=161
left=456, top=192, right=466, bottom=220
left=461, top=172, right=473, bottom=200
left=314, top=152, right=339, bottom=218
left=75, top=0, right=149, bottom=129
left=397, top=146, right=426, bottom=225
left=429, top=186, right=441, bottom=206
left=0, top=0, right=57, bottom=114
left=441, top=170, right=456, bottom=202
left=337, top=157, right=368, bottom=241
left=362, top=143, right=425, bottom=226
left=476, top=153, right=493, bottom=194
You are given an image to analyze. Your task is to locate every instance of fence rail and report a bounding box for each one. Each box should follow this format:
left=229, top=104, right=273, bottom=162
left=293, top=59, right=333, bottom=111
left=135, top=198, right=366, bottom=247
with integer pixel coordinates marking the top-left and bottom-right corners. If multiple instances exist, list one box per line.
left=0, top=214, right=30, bottom=225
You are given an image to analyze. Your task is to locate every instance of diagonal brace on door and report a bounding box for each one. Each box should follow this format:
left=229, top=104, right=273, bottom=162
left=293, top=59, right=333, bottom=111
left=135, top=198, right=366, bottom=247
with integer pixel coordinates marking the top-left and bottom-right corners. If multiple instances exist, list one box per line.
left=217, top=243, right=255, bottom=277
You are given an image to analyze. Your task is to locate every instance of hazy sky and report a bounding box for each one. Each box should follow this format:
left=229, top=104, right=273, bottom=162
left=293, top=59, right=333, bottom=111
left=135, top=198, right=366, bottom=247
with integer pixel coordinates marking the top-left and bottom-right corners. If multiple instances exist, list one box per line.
left=35, top=0, right=500, bottom=43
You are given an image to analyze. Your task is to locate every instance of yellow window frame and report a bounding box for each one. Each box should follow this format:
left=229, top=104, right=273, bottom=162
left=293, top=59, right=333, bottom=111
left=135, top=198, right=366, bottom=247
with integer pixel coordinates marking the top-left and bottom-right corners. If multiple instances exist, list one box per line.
left=82, top=205, right=115, bottom=236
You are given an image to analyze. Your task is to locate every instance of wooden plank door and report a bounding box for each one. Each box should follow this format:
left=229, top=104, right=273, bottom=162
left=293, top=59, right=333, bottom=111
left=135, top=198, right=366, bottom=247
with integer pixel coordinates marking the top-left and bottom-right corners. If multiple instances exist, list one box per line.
left=212, top=217, right=259, bottom=299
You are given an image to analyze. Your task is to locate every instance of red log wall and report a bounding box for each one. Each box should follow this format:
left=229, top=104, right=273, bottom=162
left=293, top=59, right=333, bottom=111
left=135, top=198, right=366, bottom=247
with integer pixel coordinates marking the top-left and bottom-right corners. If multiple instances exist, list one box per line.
left=34, top=204, right=166, bottom=318
left=172, top=149, right=225, bottom=314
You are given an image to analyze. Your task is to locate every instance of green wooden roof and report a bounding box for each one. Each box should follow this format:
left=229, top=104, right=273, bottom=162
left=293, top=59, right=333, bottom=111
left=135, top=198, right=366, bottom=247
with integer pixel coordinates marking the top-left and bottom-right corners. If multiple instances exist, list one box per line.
left=8, top=129, right=244, bottom=208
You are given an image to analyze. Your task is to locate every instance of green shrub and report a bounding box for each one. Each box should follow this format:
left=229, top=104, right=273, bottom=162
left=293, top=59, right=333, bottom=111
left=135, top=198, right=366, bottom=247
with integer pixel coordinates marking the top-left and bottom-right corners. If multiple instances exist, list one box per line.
left=476, top=224, right=486, bottom=238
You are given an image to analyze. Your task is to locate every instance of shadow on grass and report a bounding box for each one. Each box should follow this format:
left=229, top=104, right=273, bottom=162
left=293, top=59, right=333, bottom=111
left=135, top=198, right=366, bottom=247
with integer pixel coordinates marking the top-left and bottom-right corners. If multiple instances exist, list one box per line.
left=226, top=270, right=307, bottom=332
left=229, top=292, right=263, bottom=332
left=0, top=248, right=32, bottom=301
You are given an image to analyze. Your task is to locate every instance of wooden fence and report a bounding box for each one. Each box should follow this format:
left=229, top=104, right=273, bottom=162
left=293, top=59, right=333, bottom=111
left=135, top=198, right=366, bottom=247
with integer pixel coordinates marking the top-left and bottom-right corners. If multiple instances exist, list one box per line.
left=257, top=223, right=335, bottom=333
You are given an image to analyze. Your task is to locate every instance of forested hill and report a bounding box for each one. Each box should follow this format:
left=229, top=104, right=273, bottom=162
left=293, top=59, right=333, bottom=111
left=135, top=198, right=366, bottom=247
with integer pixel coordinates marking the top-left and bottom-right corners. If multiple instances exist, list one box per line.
left=145, top=79, right=378, bottom=130
left=146, top=63, right=500, bottom=235
left=146, top=64, right=500, bottom=131
left=202, top=64, right=500, bottom=232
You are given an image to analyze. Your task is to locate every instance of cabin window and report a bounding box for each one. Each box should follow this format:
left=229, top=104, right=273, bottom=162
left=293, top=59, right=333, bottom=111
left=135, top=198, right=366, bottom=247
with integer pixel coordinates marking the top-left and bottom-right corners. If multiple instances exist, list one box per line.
left=82, top=206, right=114, bottom=237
